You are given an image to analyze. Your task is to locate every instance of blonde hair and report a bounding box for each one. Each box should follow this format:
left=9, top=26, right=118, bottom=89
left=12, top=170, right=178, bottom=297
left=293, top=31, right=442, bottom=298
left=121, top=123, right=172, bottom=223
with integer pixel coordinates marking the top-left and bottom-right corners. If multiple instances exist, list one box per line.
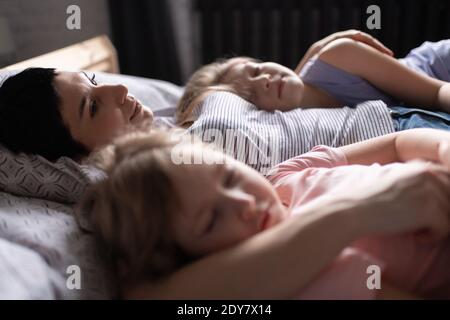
left=176, top=56, right=259, bottom=127
left=80, top=129, right=197, bottom=284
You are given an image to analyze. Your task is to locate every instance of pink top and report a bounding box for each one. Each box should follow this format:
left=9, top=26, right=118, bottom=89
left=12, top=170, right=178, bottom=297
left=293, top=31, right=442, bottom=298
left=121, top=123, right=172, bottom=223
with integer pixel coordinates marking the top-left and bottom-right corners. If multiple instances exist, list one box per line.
left=267, top=145, right=450, bottom=299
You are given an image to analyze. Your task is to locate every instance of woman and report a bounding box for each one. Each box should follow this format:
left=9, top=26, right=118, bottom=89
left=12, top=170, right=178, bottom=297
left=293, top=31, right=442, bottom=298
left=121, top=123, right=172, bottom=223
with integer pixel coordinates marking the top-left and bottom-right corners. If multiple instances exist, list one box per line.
left=0, top=68, right=153, bottom=161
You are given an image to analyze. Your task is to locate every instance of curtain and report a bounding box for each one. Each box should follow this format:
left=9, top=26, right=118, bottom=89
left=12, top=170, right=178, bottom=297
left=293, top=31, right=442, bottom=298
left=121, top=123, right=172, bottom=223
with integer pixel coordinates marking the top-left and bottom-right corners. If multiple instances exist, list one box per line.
left=108, top=0, right=182, bottom=84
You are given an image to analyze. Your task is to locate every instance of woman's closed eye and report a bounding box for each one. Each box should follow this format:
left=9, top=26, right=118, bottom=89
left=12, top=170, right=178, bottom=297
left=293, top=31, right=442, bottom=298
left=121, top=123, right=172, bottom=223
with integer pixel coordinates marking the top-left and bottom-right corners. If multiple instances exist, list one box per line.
left=90, top=73, right=98, bottom=86
left=89, top=99, right=98, bottom=118
left=89, top=73, right=97, bottom=86
left=82, top=71, right=98, bottom=86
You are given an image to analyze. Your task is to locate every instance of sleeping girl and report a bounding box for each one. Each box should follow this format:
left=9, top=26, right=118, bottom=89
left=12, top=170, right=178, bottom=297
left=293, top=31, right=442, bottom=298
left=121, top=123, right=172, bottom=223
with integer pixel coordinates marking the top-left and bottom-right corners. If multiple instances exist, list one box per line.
left=83, top=127, right=450, bottom=299
left=176, top=38, right=450, bottom=131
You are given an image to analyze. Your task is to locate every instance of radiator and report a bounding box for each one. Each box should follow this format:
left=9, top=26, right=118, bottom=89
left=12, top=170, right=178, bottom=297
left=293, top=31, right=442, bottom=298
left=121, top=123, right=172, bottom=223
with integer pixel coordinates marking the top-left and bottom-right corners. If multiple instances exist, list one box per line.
left=193, top=0, right=450, bottom=69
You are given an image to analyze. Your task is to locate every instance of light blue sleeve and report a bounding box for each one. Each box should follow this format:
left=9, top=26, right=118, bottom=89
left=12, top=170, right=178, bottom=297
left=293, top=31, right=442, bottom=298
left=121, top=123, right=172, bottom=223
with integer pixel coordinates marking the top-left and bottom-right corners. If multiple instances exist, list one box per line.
left=299, top=39, right=450, bottom=107
left=299, top=56, right=397, bottom=106
left=399, top=39, right=450, bottom=81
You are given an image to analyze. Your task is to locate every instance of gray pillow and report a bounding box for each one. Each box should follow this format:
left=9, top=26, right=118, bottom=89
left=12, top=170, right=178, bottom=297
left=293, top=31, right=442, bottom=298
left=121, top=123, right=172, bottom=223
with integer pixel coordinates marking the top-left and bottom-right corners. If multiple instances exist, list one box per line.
left=0, top=144, right=105, bottom=204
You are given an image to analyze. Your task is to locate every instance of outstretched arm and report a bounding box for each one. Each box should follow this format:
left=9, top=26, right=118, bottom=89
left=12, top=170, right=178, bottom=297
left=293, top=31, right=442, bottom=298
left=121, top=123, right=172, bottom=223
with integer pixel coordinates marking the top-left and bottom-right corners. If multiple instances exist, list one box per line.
left=124, top=181, right=450, bottom=300
left=125, top=198, right=362, bottom=299
left=126, top=165, right=450, bottom=299
left=339, top=128, right=450, bottom=167
left=317, top=38, right=450, bottom=112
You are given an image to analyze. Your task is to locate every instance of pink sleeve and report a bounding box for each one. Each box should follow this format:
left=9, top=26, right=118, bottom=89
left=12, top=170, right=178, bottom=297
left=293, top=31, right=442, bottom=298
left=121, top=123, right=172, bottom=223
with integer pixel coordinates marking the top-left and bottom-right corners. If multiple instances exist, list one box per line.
left=267, top=145, right=348, bottom=182
left=294, top=248, right=385, bottom=300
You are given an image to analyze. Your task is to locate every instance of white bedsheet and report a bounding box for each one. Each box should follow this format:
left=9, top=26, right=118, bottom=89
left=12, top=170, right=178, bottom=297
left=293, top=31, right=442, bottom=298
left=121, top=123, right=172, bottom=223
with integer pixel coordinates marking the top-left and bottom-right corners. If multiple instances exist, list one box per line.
left=0, top=191, right=115, bottom=299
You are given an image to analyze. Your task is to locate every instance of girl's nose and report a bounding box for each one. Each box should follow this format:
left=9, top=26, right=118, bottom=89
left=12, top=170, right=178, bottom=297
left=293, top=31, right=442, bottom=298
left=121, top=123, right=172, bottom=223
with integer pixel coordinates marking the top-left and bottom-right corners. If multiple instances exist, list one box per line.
left=227, top=190, right=257, bottom=221
left=256, top=74, right=271, bottom=89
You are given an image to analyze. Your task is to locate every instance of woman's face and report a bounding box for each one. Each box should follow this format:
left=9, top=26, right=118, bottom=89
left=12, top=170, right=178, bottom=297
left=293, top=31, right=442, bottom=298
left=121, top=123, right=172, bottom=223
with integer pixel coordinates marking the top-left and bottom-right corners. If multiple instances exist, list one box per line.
left=53, top=71, right=153, bottom=151
left=168, top=146, right=289, bottom=256
left=222, top=58, right=305, bottom=110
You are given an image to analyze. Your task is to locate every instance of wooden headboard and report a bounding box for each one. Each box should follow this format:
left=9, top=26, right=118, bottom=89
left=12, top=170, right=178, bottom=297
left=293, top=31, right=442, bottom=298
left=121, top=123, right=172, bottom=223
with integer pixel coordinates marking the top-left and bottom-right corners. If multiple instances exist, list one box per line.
left=1, top=35, right=119, bottom=73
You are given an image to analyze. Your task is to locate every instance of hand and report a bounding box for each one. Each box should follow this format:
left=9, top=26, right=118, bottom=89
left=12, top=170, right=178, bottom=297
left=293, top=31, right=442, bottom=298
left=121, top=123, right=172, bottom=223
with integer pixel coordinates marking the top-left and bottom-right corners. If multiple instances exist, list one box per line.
left=315, top=29, right=393, bottom=57
left=351, top=162, right=450, bottom=241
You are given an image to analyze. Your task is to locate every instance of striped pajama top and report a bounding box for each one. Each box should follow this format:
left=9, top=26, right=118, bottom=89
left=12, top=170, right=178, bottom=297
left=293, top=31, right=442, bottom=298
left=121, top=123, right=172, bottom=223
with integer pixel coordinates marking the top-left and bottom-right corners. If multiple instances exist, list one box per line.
left=187, top=91, right=395, bottom=174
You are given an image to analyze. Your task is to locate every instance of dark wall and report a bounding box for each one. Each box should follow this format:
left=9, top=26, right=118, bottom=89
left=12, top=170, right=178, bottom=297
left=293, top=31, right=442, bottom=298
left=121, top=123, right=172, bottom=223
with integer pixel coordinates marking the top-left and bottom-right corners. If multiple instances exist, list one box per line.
left=108, top=0, right=182, bottom=85
left=0, top=0, right=111, bottom=67
left=3, top=0, right=449, bottom=85
left=191, top=0, right=450, bottom=72
left=109, top=0, right=450, bottom=84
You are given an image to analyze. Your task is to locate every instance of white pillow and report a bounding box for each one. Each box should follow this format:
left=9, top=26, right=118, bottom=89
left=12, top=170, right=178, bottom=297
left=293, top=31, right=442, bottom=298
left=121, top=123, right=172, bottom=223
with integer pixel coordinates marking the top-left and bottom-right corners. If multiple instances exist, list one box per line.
left=0, top=238, right=64, bottom=299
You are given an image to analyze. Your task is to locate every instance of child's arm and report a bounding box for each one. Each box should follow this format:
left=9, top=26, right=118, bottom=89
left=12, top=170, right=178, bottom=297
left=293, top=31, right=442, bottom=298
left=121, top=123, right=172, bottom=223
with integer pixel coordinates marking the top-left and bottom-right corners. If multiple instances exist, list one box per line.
left=295, top=30, right=393, bottom=74
left=317, top=38, right=450, bottom=113
left=339, top=128, right=450, bottom=166
left=124, top=168, right=450, bottom=299
left=124, top=198, right=365, bottom=299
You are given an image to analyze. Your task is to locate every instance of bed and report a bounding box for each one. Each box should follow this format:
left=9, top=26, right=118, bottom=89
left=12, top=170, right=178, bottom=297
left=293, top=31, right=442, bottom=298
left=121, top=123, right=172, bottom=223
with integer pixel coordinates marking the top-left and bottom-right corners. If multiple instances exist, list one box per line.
left=1, top=34, right=434, bottom=299
left=0, top=35, right=184, bottom=299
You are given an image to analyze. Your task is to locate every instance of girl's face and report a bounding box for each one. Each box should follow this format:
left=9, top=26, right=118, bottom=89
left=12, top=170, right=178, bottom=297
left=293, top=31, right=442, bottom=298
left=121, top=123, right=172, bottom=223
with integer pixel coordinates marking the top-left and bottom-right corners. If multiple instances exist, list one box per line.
left=222, top=58, right=305, bottom=109
left=168, top=146, right=289, bottom=256
left=54, top=71, right=153, bottom=151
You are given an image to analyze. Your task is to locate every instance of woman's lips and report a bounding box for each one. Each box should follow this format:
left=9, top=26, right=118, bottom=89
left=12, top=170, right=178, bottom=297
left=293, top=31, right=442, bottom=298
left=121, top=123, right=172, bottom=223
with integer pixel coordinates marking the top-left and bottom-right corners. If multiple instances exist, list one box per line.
left=130, top=101, right=142, bottom=121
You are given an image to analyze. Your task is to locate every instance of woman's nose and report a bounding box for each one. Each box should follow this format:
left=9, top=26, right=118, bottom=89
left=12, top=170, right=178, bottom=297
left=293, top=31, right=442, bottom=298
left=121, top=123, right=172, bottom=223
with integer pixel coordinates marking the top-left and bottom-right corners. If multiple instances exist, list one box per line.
left=114, top=84, right=128, bottom=104
left=97, top=84, right=128, bottom=105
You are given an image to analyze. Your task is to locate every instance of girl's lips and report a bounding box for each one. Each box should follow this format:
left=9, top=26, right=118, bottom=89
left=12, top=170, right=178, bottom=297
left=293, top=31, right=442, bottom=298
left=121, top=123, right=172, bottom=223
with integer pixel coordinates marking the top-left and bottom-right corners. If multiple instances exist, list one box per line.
left=278, top=79, right=285, bottom=98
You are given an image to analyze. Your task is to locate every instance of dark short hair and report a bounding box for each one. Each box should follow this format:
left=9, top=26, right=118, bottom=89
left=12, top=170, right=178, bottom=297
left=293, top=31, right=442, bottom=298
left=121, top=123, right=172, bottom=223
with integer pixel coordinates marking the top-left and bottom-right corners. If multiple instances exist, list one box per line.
left=0, top=68, right=89, bottom=161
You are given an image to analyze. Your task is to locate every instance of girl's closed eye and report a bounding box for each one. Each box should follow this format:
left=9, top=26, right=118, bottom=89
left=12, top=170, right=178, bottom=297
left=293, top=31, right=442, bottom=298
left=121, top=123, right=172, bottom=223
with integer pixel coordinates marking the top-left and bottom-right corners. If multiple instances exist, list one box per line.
left=253, top=66, right=260, bottom=77
left=205, top=209, right=219, bottom=234
left=225, top=168, right=237, bottom=187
